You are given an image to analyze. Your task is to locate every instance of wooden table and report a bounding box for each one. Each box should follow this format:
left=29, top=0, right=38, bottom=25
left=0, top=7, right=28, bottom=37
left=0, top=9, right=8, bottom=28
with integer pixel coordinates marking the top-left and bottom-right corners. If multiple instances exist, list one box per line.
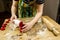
left=0, top=16, right=60, bottom=40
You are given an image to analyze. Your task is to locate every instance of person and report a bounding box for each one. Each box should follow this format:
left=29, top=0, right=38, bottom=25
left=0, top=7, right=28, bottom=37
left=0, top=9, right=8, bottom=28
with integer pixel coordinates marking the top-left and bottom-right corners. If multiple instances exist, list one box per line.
left=10, top=0, right=45, bottom=32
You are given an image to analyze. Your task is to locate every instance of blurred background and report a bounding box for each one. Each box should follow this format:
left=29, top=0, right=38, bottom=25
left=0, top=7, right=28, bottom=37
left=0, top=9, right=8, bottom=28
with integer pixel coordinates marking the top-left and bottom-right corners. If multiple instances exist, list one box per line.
left=43, top=0, right=60, bottom=24
left=0, top=0, right=11, bottom=27
left=0, top=0, right=60, bottom=27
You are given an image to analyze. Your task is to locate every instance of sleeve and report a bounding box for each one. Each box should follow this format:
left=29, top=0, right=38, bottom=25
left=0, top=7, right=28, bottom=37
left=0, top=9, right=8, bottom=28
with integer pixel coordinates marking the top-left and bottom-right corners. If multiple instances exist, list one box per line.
left=36, top=0, right=45, bottom=4
left=15, top=0, right=19, bottom=1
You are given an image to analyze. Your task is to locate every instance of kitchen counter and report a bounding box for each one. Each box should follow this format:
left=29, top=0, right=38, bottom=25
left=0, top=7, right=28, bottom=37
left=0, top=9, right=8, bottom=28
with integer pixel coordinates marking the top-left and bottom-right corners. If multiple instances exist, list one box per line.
left=0, top=16, right=60, bottom=40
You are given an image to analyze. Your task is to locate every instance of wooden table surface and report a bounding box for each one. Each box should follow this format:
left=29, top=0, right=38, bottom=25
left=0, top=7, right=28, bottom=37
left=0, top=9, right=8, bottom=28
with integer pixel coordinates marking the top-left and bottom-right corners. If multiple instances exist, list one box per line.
left=0, top=16, right=60, bottom=40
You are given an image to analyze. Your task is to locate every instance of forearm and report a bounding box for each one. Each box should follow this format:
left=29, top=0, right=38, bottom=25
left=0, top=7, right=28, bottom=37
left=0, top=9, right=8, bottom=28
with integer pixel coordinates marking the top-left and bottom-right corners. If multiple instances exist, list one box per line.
left=11, top=0, right=18, bottom=16
left=31, top=4, right=44, bottom=24
left=11, top=5, right=17, bottom=15
left=31, top=12, right=43, bottom=24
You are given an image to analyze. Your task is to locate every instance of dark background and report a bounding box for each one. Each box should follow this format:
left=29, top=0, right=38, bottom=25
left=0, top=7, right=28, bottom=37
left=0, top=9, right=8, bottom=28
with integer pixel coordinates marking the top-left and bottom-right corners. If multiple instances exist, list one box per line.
left=56, top=0, right=60, bottom=24
left=0, top=0, right=12, bottom=27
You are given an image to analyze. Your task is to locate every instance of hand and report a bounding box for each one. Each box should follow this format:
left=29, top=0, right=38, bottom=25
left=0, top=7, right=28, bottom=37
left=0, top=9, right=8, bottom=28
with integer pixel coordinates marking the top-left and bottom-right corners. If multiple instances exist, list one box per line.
left=10, top=15, right=17, bottom=21
left=22, top=22, right=34, bottom=32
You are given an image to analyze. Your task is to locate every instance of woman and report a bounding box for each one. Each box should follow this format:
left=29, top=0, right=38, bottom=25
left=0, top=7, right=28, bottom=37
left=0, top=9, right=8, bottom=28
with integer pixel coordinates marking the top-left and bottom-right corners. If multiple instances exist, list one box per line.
left=11, top=0, right=44, bottom=32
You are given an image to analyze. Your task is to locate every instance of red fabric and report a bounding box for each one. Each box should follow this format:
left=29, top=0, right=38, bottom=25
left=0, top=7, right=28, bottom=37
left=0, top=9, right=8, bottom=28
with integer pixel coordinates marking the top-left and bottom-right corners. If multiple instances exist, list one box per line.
left=19, top=21, right=25, bottom=32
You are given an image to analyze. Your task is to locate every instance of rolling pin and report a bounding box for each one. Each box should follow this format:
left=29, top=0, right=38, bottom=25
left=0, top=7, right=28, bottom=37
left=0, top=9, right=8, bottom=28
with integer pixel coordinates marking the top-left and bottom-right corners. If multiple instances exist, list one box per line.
left=42, top=17, right=60, bottom=36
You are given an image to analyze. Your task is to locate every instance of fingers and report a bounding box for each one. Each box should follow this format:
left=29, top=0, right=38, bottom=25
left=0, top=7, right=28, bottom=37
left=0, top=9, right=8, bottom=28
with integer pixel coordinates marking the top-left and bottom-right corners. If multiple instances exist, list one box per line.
left=10, top=15, right=17, bottom=21
left=10, top=16, right=14, bottom=21
left=22, top=23, right=27, bottom=28
left=22, top=28, right=27, bottom=32
left=22, top=25, right=28, bottom=32
left=10, top=17, right=13, bottom=21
